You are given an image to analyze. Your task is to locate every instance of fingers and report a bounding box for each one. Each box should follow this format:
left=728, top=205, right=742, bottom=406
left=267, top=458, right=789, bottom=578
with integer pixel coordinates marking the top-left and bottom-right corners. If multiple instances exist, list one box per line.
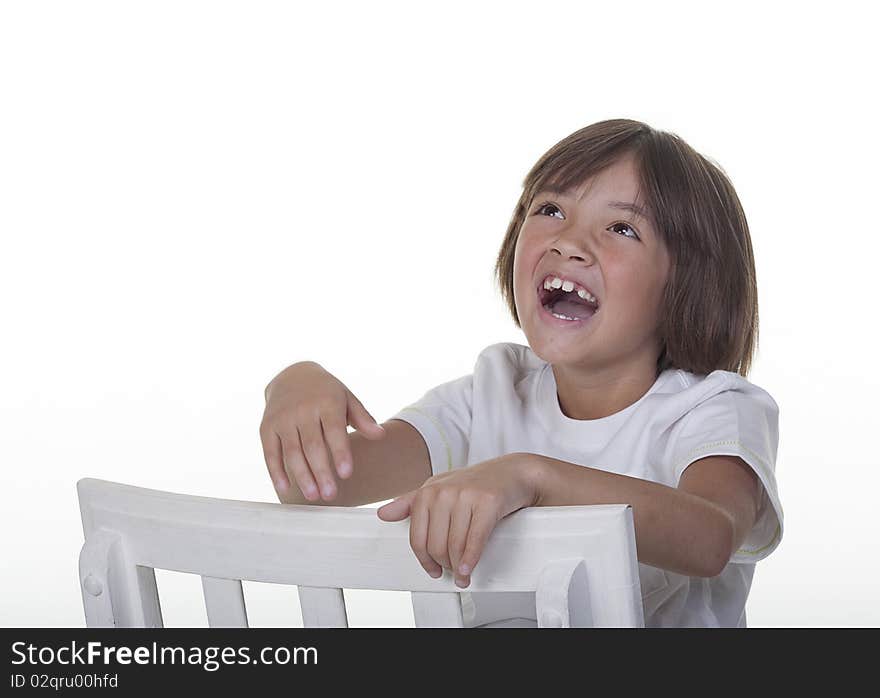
left=279, top=432, right=320, bottom=501
left=347, top=392, right=386, bottom=440
left=375, top=491, right=413, bottom=521
left=259, top=421, right=290, bottom=495
left=297, top=420, right=338, bottom=501
left=260, top=363, right=382, bottom=504
left=320, top=410, right=353, bottom=479
left=447, top=500, right=474, bottom=587
left=457, top=505, right=498, bottom=582
left=425, top=491, right=456, bottom=572
left=409, top=496, right=443, bottom=579
left=268, top=408, right=350, bottom=502
left=382, top=484, right=500, bottom=587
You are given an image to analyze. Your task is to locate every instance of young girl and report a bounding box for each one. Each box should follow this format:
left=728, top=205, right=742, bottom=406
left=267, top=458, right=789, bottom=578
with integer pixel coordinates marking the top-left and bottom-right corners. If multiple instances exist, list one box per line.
left=260, top=118, right=783, bottom=628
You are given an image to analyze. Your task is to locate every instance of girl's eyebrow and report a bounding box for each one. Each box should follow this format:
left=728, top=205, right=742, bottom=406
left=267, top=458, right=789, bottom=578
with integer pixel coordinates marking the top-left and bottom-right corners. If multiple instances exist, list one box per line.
left=606, top=200, right=651, bottom=223
left=535, top=189, right=651, bottom=223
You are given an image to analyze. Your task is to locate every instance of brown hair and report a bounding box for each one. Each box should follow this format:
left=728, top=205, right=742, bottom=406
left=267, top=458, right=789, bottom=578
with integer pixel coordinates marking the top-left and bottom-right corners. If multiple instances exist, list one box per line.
left=493, top=118, right=759, bottom=378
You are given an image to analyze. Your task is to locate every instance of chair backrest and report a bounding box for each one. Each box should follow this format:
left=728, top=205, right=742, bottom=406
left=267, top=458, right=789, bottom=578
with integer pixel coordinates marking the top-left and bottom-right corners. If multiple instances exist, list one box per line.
left=76, top=478, right=645, bottom=628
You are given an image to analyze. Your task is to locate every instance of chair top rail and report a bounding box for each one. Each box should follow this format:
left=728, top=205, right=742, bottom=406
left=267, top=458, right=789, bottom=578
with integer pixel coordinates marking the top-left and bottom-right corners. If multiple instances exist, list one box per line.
left=77, top=478, right=639, bottom=595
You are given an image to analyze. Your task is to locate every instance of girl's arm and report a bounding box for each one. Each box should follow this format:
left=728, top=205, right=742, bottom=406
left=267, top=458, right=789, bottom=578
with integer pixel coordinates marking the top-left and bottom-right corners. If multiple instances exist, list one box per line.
left=521, top=453, right=759, bottom=578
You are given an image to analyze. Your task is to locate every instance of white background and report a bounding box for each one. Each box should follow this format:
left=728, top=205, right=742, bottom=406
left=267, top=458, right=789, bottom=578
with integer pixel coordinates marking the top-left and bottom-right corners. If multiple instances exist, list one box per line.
left=1, top=0, right=876, bottom=627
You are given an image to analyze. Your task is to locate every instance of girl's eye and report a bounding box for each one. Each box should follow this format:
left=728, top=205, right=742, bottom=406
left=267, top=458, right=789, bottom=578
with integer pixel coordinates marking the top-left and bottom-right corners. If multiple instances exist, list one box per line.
left=534, top=201, right=641, bottom=241
left=609, top=221, right=640, bottom=240
left=535, top=202, right=564, bottom=219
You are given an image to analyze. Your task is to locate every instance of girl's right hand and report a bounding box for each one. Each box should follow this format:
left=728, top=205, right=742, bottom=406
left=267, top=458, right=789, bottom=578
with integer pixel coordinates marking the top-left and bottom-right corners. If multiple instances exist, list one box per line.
left=259, top=361, right=386, bottom=502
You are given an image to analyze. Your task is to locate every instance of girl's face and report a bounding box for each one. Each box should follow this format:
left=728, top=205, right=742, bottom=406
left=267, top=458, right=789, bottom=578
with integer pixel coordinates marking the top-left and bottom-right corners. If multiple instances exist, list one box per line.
left=512, top=153, right=671, bottom=376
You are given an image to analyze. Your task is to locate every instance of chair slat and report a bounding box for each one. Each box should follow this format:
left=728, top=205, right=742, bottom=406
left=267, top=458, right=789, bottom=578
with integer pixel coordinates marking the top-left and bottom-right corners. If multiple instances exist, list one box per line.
left=298, top=586, right=348, bottom=627
left=201, top=576, right=248, bottom=627
left=411, top=591, right=465, bottom=627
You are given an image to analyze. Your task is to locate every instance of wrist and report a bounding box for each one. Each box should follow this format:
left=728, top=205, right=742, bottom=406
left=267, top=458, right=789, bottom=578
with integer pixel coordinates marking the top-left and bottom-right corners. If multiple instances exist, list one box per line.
left=265, top=361, right=323, bottom=403
left=513, top=452, right=547, bottom=508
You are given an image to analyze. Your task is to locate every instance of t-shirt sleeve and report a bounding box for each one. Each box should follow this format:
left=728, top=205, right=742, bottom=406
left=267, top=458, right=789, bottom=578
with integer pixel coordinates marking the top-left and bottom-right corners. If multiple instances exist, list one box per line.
left=387, top=373, right=474, bottom=477
left=670, top=383, right=783, bottom=564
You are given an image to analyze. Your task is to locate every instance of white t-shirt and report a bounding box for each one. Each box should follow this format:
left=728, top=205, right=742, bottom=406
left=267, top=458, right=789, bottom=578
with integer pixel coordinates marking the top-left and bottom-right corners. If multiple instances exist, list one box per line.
left=388, top=342, right=783, bottom=628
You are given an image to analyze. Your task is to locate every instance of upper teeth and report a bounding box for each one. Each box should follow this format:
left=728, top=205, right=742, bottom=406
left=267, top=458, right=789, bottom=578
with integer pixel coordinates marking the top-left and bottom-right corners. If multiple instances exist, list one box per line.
left=542, top=275, right=598, bottom=304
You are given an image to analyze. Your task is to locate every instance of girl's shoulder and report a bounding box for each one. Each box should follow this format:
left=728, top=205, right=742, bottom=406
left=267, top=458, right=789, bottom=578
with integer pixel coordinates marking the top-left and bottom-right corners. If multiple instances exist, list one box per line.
left=475, top=342, right=546, bottom=374
left=670, top=368, right=779, bottom=415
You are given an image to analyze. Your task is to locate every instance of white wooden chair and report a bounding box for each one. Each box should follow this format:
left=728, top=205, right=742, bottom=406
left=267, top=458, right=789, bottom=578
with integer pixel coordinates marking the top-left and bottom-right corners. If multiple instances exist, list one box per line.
left=76, top=478, right=645, bottom=628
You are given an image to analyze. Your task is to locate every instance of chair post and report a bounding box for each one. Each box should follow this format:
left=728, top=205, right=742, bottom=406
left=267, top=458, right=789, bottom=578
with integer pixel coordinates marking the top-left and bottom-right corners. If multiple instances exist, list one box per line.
left=78, top=528, right=163, bottom=628
left=536, top=558, right=593, bottom=628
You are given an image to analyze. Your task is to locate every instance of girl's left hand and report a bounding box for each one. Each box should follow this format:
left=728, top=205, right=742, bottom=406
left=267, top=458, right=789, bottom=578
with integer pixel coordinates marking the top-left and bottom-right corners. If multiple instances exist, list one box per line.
left=376, top=453, right=540, bottom=589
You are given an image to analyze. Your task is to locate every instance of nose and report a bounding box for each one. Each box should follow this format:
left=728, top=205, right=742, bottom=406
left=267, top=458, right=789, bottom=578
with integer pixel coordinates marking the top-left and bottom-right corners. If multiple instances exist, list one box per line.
left=550, top=238, right=595, bottom=265
left=548, top=220, right=597, bottom=263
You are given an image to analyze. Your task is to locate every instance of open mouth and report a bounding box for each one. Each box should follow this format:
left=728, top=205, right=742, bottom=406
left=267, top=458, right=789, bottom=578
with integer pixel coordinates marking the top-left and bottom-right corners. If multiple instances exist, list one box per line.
left=536, top=281, right=600, bottom=323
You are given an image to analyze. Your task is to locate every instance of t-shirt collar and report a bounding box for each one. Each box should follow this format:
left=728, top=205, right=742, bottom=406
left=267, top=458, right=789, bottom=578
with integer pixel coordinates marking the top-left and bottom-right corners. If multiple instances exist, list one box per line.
left=533, top=362, right=672, bottom=445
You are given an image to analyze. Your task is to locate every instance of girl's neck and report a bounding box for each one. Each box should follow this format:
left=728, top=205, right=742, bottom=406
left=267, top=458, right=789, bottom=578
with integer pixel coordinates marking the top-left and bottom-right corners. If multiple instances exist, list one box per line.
left=551, top=360, right=660, bottom=421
